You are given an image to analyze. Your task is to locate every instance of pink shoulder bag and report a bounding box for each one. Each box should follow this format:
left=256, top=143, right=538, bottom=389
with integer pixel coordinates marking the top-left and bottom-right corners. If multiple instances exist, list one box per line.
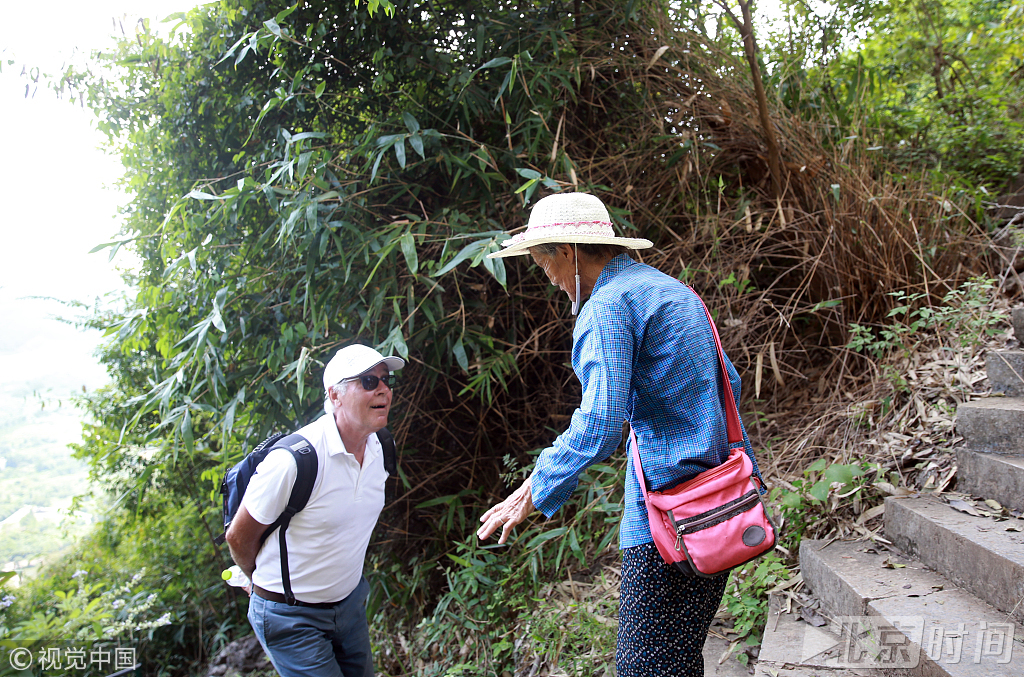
left=630, top=290, right=776, bottom=577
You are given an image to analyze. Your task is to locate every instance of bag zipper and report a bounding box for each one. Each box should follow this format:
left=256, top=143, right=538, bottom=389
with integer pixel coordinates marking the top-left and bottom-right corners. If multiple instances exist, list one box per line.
left=673, top=447, right=746, bottom=491
left=668, top=490, right=762, bottom=549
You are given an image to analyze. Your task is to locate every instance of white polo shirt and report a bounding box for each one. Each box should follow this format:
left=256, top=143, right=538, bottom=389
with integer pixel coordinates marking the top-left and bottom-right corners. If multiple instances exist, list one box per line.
left=241, top=414, right=387, bottom=603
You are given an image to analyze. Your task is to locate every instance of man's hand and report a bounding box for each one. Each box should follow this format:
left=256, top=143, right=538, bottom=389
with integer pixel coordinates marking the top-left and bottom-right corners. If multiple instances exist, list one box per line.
left=477, top=477, right=535, bottom=545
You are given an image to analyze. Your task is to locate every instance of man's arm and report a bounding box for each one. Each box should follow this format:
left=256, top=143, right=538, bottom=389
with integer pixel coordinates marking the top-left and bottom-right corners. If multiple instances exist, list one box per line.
left=225, top=506, right=269, bottom=580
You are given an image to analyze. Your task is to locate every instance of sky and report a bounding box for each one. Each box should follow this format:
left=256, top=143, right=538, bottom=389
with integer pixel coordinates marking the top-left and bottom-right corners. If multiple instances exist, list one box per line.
left=0, top=2, right=198, bottom=436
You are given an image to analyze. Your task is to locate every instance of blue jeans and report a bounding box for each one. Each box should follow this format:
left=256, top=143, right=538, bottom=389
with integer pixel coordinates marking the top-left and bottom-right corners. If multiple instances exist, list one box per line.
left=248, top=576, right=374, bottom=677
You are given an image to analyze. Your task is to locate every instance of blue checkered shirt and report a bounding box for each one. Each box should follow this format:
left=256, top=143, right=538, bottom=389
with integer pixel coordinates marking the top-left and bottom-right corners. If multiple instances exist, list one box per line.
left=530, top=255, right=764, bottom=549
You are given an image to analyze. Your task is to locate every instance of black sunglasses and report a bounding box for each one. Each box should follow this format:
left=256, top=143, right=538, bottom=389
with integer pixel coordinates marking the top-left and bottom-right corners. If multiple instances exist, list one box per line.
left=345, top=373, right=396, bottom=391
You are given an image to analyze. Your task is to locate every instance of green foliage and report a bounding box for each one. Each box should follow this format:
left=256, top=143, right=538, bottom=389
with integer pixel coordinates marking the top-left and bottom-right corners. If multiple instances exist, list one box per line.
left=847, top=276, right=1006, bottom=360
left=723, top=554, right=790, bottom=662
left=0, top=564, right=174, bottom=676
left=369, top=459, right=624, bottom=675
left=9, top=0, right=1012, bottom=672
left=772, top=459, right=893, bottom=544
left=857, top=0, right=1024, bottom=185
left=768, top=0, right=1024, bottom=190
left=720, top=456, right=899, bottom=656
left=0, top=497, right=247, bottom=674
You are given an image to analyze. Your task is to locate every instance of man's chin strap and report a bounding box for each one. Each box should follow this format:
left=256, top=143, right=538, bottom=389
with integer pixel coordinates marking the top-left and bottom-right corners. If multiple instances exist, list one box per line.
left=571, top=243, right=581, bottom=316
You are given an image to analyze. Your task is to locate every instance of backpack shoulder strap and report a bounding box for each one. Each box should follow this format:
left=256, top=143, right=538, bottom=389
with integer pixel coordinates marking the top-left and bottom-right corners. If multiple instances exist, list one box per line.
left=259, top=433, right=317, bottom=605
left=258, top=434, right=318, bottom=546
left=376, top=427, right=397, bottom=477
left=253, top=431, right=289, bottom=456
left=278, top=434, right=318, bottom=514
left=214, top=431, right=292, bottom=546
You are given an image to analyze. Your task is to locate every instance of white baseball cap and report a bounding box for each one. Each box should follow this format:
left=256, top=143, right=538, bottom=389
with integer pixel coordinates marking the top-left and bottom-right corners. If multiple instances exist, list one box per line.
left=322, top=344, right=405, bottom=391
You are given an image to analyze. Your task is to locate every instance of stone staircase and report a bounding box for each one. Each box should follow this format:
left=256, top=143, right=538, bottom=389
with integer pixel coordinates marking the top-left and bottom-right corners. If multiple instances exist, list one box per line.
left=755, top=310, right=1024, bottom=676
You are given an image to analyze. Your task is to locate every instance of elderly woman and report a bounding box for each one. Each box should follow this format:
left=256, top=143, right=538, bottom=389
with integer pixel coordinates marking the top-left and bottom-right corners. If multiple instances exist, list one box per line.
left=476, top=192, right=764, bottom=676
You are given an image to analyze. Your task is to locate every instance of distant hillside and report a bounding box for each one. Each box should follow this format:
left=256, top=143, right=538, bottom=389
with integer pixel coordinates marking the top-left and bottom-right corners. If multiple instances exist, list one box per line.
left=0, top=395, right=94, bottom=571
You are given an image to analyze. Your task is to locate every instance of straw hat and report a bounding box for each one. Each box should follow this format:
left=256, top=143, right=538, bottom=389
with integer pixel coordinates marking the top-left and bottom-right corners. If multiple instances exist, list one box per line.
left=487, top=193, right=653, bottom=259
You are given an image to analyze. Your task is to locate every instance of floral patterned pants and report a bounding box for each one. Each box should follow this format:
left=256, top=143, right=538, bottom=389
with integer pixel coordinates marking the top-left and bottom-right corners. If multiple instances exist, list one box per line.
left=617, top=541, right=729, bottom=677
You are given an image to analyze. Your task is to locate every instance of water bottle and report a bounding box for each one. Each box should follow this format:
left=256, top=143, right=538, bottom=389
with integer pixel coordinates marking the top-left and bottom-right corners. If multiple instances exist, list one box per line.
left=222, top=565, right=250, bottom=588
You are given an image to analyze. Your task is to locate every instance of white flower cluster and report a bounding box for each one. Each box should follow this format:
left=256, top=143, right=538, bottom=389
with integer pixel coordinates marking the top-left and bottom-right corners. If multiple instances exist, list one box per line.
left=103, top=610, right=173, bottom=638
left=0, top=594, right=14, bottom=610
left=100, top=570, right=174, bottom=640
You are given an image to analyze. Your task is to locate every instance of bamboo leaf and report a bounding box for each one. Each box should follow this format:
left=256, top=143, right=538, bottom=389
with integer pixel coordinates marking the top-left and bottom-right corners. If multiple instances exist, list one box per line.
left=432, top=240, right=487, bottom=277
left=525, top=527, right=567, bottom=549
left=394, top=138, right=407, bottom=168
left=402, top=111, right=421, bottom=133
left=400, top=232, right=419, bottom=273
left=477, top=57, right=511, bottom=70
left=409, top=133, right=425, bottom=159
left=453, top=338, right=469, bottom=372
left=264, top=18, right=282, bottom=37
left=181, top=409, right=194, bottom=455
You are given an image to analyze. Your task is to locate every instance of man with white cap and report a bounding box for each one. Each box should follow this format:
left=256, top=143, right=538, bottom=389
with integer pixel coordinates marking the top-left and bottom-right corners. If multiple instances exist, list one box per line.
left=225, top=344, right=404, bottom=677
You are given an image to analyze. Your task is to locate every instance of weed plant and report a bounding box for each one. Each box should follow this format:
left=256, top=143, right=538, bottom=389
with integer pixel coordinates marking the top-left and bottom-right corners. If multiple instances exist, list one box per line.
left=368, top=461, right=623, bottom=676
left=847, top=277, right=1006, bottom=362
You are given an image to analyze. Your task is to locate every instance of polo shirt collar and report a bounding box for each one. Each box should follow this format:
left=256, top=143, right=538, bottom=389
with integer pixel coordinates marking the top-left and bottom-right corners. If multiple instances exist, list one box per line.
left=320, top=414, right=379, bottom=461
left=321, top=415, right=348, bottom=456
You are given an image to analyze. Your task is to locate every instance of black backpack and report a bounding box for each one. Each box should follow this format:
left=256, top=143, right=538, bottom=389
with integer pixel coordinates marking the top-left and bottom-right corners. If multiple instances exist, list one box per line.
left=215, top=427, right=397, bottom=605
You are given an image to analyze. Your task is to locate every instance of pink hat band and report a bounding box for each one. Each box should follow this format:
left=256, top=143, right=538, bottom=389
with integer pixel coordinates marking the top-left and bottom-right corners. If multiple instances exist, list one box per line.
left=487, top=193, right=653, bottom=259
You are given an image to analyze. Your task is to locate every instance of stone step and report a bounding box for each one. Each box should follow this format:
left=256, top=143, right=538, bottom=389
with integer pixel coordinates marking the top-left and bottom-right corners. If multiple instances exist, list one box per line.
left=800, top=539, right=1023, bottom=676
left=702, top=634, right=752, bottom=676
left=757, top=596, right=912, bottom=676
left=956, top=448, right=1024, bottom=513
left=754, top=660, right=886, bottom=677
left=986, top=352, right=1024, bottom=396
left=884, top=496, right=1024, bottom=623
left=955, top=398, right=1024, bottom=454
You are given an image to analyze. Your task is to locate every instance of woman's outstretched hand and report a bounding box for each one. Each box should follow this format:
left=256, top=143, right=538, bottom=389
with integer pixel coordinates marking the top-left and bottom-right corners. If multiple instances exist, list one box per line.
left=477, top=477, right=535, bottom=544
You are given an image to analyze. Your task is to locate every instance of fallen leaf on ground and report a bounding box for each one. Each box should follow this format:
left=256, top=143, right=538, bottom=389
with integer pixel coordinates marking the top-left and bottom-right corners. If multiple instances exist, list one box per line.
left=948, top=499, right=981, bottom=516
left=800, top=606, right=827, bottom=627
left=856, top=503, right=886, bottom=525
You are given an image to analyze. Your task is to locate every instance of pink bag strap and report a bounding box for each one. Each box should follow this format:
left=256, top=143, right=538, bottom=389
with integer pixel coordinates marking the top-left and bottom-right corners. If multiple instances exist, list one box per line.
left=629, top=428, right=649, bottom=497
left=630, top=286, right=743, bottom=500
left=689, top=286, right=744, bottom=446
